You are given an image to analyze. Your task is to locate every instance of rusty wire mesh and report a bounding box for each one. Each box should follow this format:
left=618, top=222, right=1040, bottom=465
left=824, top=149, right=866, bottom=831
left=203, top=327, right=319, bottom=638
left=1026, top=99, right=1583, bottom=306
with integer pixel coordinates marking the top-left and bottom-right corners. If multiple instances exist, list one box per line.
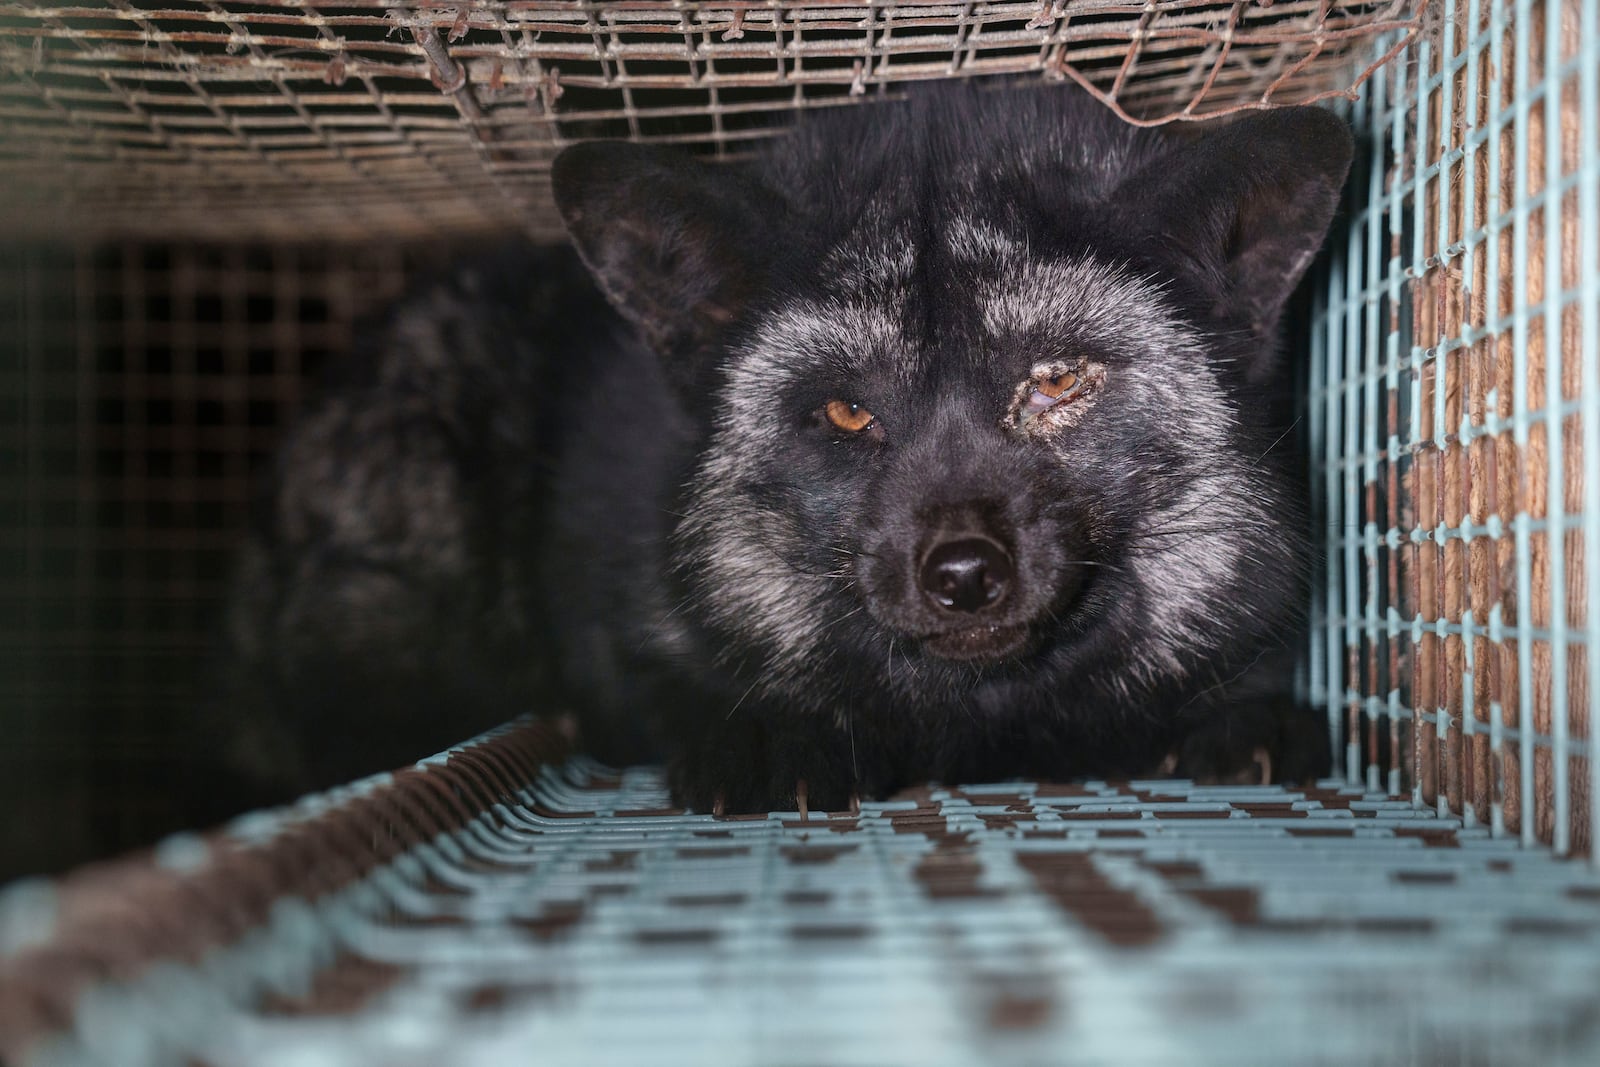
left=0, top=0, right=1426, bottom=243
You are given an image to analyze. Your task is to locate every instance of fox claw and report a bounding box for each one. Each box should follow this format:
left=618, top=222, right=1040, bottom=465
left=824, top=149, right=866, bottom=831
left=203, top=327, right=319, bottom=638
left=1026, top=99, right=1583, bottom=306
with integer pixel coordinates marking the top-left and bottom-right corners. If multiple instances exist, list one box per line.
left=1251, top=746, right=1272, bottom=786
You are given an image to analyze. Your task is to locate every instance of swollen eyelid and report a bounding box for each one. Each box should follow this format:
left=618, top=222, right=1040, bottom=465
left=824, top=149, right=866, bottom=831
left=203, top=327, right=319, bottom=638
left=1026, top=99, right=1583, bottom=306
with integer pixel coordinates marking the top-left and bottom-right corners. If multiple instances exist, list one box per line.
left=1023, top=390, right=1062, bottom=418
left=1021, top=371, right=1083, bottom=419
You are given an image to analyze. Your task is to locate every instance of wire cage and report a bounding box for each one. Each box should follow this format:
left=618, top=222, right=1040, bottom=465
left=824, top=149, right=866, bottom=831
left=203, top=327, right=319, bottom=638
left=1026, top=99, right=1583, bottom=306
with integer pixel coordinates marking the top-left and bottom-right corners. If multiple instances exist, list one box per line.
left=1306, top=0, right=1600, bottom=858
left=1, top=0, right=1434, bottom=874
left=6, top=719, right=1600, bottom=1066
left=7, top=0, right=1600, bottom=1063
left=1, top=0, right=1421, bottom=242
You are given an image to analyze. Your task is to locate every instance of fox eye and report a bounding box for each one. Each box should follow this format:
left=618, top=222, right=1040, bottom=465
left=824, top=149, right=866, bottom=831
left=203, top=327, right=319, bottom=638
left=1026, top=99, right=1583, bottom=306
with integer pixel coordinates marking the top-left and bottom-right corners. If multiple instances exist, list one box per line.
left=1036, top=371, right=1078, bottom=398
left=1021, top=371, right=1082, bottom=422
left=823, top=399, right=876, bottom=433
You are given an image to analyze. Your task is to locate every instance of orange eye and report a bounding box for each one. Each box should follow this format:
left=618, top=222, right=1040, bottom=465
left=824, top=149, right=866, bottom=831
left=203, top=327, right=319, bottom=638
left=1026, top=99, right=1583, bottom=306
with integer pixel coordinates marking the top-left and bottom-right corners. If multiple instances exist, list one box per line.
left=1035, top=371, right=1078, bottom=399
left=824, top=399, right=876, bottom=433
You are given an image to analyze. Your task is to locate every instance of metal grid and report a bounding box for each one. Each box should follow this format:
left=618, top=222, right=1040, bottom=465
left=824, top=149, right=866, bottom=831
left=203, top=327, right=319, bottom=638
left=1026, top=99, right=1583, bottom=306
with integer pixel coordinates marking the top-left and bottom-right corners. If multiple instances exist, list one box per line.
left=4, top=717, right=1600, bottom=1066
left=0, top=241, right=424, bottom=877
left=1307, top=0, right=1600, bottom=858
left=0, top=1, right=1426, bottom=242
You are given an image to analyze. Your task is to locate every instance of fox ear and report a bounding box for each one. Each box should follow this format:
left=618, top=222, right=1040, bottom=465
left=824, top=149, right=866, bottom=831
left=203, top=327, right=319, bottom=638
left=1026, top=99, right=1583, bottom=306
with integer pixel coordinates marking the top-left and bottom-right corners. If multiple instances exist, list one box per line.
left=552, top=143, right=778, bottom=368
left=1122, top=108, right=1353, bottom=344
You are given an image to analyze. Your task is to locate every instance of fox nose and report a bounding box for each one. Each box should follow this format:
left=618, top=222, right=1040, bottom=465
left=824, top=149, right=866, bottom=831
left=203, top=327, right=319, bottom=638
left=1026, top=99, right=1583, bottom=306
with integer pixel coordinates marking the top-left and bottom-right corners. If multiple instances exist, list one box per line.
left=920, top=537, right=1013, bottom=613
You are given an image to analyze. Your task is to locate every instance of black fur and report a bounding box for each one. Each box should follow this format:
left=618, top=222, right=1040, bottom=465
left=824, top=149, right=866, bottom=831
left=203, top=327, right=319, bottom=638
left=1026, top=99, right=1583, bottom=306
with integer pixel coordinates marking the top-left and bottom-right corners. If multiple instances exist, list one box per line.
left=210, top=85, right=1352, bottom=817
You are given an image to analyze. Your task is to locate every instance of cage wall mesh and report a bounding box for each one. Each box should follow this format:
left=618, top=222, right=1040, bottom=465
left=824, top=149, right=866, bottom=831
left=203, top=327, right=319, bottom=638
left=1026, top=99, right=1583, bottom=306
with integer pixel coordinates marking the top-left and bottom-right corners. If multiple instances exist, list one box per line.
left=0, top=241, right=428, bottom=875
left=0, top=1, right=1426, bottom=243
left=1307, top=0, right=1600, bottom=858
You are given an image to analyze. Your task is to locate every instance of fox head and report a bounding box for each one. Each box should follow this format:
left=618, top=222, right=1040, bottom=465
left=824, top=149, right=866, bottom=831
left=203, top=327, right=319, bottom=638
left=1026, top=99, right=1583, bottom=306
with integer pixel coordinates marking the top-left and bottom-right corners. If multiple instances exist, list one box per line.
left=552, top=87, right=1352, bottom=722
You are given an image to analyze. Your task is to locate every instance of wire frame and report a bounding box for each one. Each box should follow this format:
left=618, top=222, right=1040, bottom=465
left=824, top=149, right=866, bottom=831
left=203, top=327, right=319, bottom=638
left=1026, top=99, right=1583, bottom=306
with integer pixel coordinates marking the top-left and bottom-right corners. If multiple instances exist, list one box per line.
left=4, top=716, right=1600, bottom=1065
left=1307, top=0, right=1600, bottom=859
left=0, top=0, right=1426, bottom=242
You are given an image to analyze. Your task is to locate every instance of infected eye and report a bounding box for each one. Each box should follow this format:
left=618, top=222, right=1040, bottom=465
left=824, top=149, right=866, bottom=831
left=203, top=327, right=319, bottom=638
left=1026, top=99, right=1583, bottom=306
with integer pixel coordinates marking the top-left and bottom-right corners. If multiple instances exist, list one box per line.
left=1020, top=371, right=1083, bottom=421
left=823, top=399, right=876, bottom=433
left=1036, top=371, right=1078, bottom=398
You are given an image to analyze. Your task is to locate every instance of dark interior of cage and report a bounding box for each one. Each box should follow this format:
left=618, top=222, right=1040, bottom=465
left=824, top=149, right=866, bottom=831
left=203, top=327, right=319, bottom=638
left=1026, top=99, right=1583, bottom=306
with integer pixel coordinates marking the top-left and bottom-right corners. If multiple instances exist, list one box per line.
left=1, top=242, right=420, bottom=875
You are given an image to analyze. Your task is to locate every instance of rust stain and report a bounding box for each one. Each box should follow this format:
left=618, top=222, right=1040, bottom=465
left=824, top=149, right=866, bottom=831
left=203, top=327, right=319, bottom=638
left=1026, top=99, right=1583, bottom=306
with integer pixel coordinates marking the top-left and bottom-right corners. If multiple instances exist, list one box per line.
left=513, top=901, right=586, bottom=940
left=583, top=850, right=638, bottom=872
left=788, top=923, right=872, bottom=941
left=257, top=953, right=406, bottom=1017
left=664, top=893, right=747, bottom=909
left=633, top=929, right=720, bottom=947
left=779, top=844, right=859, bottom=865
left=1017, top=853, right=1164, bottom=948
left=674, top=846, right=751, bottom=860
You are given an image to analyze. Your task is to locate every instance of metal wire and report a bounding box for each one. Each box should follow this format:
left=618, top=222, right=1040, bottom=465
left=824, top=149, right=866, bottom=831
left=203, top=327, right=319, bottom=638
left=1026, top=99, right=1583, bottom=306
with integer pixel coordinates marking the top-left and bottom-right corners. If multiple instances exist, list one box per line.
left=1307, top=0, right=1600, bottom=860
left=4, top=716, right=1600, bottom=1066
left=0, top=1, right=1427, bottom=242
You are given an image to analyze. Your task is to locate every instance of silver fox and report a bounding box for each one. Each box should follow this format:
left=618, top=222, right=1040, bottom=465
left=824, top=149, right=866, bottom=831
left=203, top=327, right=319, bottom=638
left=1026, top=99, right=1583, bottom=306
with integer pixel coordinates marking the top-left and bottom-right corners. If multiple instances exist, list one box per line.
left=211, top=85, right=1353, bottom=817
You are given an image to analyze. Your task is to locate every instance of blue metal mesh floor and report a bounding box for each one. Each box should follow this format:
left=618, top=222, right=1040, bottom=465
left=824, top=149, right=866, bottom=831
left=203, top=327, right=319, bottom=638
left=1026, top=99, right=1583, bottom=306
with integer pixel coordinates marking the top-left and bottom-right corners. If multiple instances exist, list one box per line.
left=4, top=719, right=1600, bottom=1066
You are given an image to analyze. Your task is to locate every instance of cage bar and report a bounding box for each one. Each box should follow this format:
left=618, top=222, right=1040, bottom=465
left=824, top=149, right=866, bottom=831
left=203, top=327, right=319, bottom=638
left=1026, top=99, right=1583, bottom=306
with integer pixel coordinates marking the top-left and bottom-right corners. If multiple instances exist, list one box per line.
left=4, top=717, right=1600, bottom=1066
left=1308, top=0, right=1600, bottom=858
left=0, top=1, right=1427, bottom=242
left=1584, top=0, right=1600, bottom=869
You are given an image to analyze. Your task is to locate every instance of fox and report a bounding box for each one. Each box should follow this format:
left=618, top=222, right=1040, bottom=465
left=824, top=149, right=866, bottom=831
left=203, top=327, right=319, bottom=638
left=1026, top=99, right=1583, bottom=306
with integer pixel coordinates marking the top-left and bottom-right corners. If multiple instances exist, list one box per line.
left=209, top=85, right=1353, bottom=817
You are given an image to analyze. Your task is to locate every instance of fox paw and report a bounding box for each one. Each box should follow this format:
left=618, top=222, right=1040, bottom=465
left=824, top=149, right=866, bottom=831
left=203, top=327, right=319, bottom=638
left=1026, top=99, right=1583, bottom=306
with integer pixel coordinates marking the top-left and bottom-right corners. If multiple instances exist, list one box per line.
left=668, top=755, right=857, bottom=816
left=1165, top=702, right=1329, bottom=787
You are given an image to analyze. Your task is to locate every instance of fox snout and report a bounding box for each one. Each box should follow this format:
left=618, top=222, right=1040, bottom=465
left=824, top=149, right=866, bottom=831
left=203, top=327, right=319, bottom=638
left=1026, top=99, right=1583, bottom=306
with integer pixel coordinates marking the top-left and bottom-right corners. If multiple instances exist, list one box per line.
left=919, top=534, right=1012, bottom=613
left=861, top=490, right=1086, bottom=665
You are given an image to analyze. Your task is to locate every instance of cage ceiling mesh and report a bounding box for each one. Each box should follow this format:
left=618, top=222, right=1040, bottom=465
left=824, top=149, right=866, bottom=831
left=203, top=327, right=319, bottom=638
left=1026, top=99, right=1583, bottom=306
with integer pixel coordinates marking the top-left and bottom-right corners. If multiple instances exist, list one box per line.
left=0, top=0, right=1425, bottom=242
